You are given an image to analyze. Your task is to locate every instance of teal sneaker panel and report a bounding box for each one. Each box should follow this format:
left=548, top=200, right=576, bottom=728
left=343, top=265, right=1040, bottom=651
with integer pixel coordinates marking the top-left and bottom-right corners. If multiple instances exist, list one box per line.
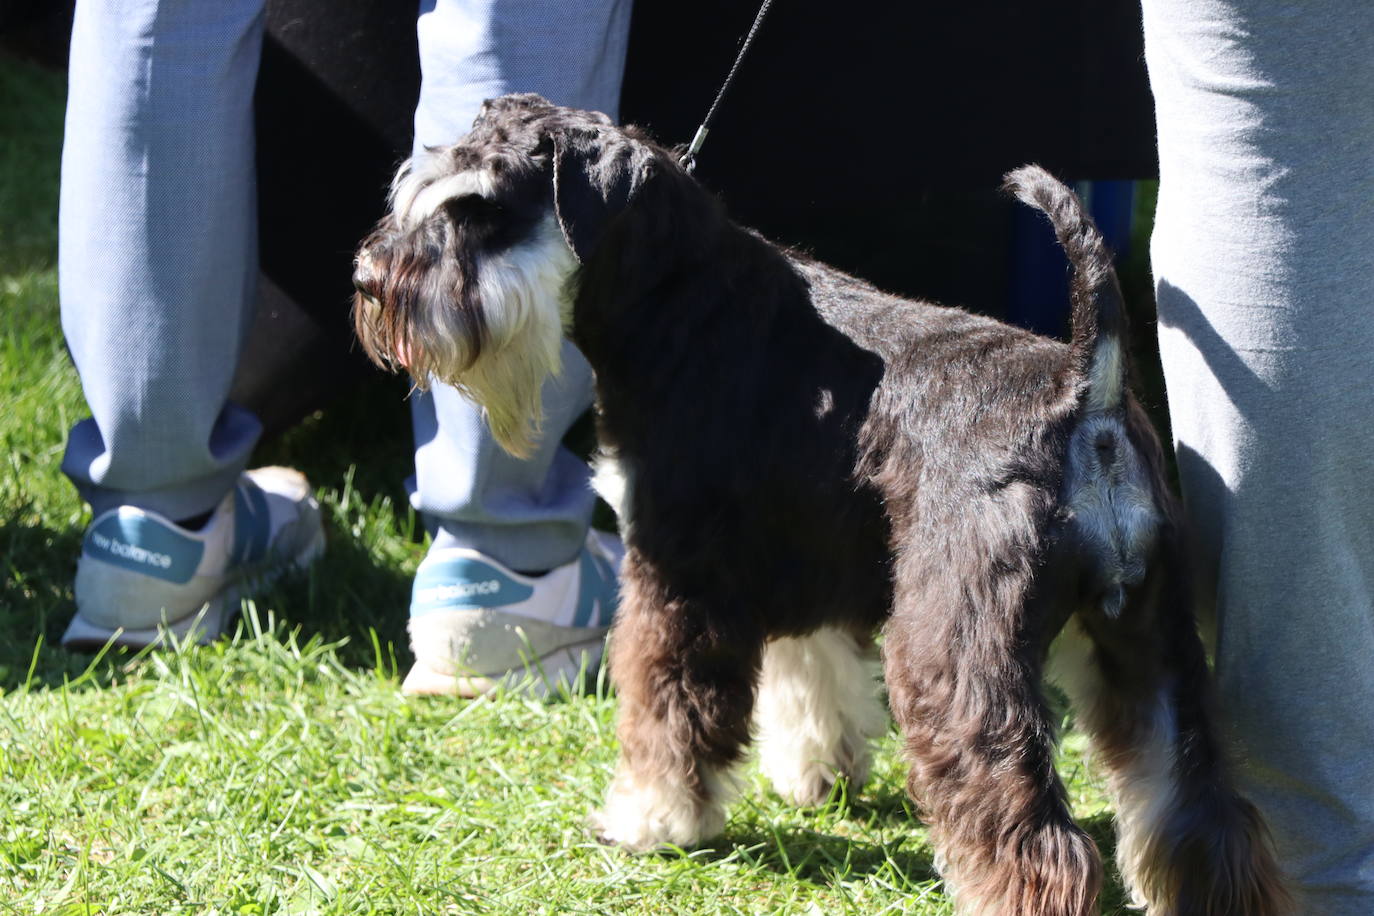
left=231, top=480, right=272, bottom=566
left=410, top=557, right=536, bottom=617
left=83, top=513, right=205, bottom=585
left=572, top=547, right=619, bottom=628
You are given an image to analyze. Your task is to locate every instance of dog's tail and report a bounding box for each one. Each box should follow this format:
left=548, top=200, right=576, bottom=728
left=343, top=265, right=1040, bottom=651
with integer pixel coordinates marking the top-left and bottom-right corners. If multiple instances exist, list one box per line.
left=1003, top=165, right=1128, bottom=412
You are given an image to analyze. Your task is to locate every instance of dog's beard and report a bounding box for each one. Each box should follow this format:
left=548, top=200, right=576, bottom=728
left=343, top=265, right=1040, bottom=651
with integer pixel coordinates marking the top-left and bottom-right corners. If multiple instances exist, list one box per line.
left=407, top=215, right=578, bottom=458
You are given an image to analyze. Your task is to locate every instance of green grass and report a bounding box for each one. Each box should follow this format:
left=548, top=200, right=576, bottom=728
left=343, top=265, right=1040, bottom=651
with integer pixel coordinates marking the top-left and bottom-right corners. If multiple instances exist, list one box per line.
left=0, top=51, right=1135, bottom=914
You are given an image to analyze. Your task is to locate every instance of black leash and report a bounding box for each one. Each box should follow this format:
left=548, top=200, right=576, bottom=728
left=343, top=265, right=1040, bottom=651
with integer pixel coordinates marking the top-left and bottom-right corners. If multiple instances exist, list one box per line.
left=680, top=0, right=777, bottom=174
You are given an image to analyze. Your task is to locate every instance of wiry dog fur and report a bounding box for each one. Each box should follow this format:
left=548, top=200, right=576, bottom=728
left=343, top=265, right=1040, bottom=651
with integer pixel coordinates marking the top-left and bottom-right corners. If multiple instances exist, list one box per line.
left=353, top=94, right=1290, bottom=915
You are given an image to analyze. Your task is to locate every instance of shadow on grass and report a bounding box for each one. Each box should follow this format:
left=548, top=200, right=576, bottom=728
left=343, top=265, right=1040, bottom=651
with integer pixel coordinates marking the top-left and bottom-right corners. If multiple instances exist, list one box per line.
left=695, top=795, right=1131, bottom=911
left=703, top=822, right=940, bottom=889
left=845, top=782, right=920, bottom=822
left=0, top=517, right=99, bottom=692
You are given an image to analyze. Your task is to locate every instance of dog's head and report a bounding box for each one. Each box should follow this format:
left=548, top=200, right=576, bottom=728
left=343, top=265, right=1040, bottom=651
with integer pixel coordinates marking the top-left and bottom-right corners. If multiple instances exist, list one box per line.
left=352, top=93, right=662, bottom=456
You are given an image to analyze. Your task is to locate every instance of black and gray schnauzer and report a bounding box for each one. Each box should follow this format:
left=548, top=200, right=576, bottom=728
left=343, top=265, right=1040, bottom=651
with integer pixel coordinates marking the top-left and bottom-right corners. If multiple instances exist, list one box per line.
left=353, top=94, right=1288, bottom=916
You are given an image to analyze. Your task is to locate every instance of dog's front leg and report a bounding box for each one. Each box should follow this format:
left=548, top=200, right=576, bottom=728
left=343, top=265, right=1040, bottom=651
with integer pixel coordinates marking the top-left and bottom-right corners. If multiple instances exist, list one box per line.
left=591, top=557, right=760, bottom=851
left=884, top=565, right=1102, bottom=916
left=754, top=627, right=886, bottom=806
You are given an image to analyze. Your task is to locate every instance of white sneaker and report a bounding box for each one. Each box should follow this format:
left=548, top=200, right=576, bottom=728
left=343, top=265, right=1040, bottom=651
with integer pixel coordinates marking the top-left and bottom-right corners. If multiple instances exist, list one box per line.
left=62, top=466, right=325, bottom=650
left=402, top=529, right=624, bottom=697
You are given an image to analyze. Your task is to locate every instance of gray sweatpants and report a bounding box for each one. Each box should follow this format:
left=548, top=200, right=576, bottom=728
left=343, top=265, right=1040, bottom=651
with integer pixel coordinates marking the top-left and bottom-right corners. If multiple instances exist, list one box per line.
left=1142, top=2, right=1374, bottom=910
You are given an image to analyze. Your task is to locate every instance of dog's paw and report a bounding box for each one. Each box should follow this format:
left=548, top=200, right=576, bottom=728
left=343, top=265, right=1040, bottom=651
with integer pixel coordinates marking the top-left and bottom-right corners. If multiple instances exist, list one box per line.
left=761, top=757, right=853, bottom=808
left=589, top=773, right=726, bottom=851
left=761, top=736, right=873, bottom=808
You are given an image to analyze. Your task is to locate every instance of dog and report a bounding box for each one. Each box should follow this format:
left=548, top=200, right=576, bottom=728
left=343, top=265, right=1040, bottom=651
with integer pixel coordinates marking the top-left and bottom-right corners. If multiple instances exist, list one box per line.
left=352, top=94, right=1289, bottom=916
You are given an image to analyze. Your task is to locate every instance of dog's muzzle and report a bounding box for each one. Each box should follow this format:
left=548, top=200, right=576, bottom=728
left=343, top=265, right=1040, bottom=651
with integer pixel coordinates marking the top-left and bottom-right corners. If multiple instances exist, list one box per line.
left=351, top=247, right=409, bottom=367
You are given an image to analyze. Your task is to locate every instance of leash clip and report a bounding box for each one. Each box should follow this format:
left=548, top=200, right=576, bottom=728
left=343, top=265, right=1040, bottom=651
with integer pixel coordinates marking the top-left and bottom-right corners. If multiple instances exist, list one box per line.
left=682, top=125, right=710, bottom=174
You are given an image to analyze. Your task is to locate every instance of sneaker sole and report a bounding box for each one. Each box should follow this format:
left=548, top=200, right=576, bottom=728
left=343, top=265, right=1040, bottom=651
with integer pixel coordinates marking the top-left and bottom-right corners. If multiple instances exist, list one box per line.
left=401, top=634, right=606, bottom=698
left=60, top=602, right=230, bottom=651
left=61, top=525, right=326, bottom=651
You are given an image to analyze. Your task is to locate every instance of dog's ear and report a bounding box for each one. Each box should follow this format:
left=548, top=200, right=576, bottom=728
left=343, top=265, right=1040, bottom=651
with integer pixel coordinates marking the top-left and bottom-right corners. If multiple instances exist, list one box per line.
left=552, top=128, right=654, bottom=262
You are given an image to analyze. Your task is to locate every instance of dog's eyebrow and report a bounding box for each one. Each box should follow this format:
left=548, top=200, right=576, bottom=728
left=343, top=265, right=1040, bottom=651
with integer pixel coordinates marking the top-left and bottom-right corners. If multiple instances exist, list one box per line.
left=396, top=168, right=499, bottom=229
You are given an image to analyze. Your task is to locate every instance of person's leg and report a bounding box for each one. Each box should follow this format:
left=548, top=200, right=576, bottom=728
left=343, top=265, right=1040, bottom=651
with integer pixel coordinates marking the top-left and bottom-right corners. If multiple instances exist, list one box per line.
left=1143, top=1, right=1374, bottom=909
left=402, top=0, right=632, bottom=695
left=59, top=0, right=322, bottom=647
left=61, top=0, right=266, bottom=520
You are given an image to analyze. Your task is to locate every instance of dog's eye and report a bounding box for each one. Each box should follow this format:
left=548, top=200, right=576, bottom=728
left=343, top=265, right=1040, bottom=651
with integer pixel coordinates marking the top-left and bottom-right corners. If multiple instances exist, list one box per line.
left=443, top=194, right=502, bottom=224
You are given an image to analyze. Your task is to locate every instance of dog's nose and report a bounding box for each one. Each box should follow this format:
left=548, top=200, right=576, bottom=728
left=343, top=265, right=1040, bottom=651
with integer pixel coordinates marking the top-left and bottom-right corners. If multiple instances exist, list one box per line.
left=352, top=252, right=379, bottom=298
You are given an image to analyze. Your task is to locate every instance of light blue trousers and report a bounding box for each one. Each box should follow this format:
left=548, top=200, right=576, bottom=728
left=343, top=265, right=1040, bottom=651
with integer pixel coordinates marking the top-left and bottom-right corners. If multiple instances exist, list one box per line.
left=1143, top=1, right=1374, bottom=909
left=59, top=0, right=632, bottom=573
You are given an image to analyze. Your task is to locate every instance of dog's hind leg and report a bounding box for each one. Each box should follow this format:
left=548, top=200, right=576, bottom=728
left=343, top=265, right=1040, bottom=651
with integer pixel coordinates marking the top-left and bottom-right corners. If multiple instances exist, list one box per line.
left=1048, top=582, right=1292, bottom=915
left=883, top=540, right=1102, bottom=916
left=1050, top=411, right=1291, bottom=914
left=591, top=558, right=760, bottom=852
left=754, top=627, right=887, bottom=807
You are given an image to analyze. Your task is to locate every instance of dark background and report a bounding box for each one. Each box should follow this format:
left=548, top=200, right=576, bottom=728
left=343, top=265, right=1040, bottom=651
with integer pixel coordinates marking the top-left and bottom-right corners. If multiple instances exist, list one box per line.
left=2, top=0, right=1158, bottom=434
